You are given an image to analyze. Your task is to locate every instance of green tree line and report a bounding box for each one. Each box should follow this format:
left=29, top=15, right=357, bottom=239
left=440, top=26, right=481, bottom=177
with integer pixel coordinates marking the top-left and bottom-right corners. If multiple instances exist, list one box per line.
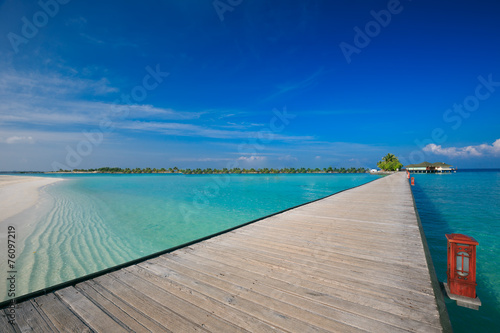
left=58, top=166, right=369, bottom=174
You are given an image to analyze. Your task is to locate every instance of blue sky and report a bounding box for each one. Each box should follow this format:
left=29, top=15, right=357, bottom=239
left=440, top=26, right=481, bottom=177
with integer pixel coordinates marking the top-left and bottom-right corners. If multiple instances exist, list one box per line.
left=1, top=0, right=499, bottom=171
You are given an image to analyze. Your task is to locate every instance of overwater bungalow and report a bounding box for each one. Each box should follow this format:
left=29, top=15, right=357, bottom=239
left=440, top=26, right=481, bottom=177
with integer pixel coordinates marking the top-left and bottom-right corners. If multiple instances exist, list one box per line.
left=405, top=161, right=455, bottom=173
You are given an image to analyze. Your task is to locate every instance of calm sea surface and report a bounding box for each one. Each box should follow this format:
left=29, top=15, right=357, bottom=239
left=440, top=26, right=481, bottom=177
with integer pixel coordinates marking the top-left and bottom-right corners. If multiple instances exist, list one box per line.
left=2, top=173, right=377, bottom=301
left=411, top=170, right=500, bottom=332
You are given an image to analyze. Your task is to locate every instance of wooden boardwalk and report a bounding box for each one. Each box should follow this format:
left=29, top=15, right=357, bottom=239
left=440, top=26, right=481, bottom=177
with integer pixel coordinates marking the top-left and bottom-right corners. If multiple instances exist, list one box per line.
left=1, top=172, right=450, bottom=332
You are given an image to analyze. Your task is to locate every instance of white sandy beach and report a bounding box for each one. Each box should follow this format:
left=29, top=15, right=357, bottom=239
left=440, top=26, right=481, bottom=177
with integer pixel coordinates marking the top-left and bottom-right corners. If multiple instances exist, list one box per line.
left=0, top=175, right=63, bottom=301
left=0, top=176, right=63, bottom=224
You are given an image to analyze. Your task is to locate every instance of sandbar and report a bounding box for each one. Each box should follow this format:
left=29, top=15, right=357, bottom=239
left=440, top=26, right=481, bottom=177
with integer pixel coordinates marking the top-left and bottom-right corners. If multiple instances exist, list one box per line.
left=0, top=175, right=63, bottom=224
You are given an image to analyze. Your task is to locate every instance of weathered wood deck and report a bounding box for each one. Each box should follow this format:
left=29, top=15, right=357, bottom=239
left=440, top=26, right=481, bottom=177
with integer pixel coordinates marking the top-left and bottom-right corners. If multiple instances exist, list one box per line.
left=1, top=172, right=451, bottom=332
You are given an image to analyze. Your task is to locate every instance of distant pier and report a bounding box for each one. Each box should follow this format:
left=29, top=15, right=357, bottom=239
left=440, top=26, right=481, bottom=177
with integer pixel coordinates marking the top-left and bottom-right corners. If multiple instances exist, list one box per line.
left=1, top=172, right=451, bottom=332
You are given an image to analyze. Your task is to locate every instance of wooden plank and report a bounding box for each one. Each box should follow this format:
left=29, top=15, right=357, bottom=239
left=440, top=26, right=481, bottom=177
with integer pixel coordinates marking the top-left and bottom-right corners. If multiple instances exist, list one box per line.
left=216, top=232, right=428, bottom=275
left=190, top=240, right=434, bottom=299
left=171, top=248, right=441, bottom=326
left=76, top=280, right=169, bottom=332
left=189, top=244, right=436, bottom=299
left=244, top=219, right=423, bottom=245
left=234, top=227, right=423, bottom=253
left=165, top=250, right=441, bottom=333
left=224, top=232, right=426, bottom=269
left=215, top=233, right=429, bottom=278
left=137, top=260, right=303, bottom=333
left=297, top=203, right=416, bottom=214
left=217, top=233, right=429, bottom=277
left=93, top=273, right=208, bottom=332
left=265, top=222, right=420, bottom=240
left=186, top=244, right=438, bottom=312
left=33, top=294, right=92, bottom=332
left=139, top=258, right=354, bottom=333
left=216, top=230, right=429, bottom=270
left=9, top=300, right=56, bottom=332
left=282, top=214, right=419, bottom=228
left=108, top=269, right=247, bottom=333
left=290, top=208, right=417, bottom=222
left=253, top=214, right=420, bottom=231
left=248, top=209, right=420, bottom=230
left=186, top=247, right=438, bottom=313
left=56, top=287, right=129, bottom=333
left=124, top=265, right=284, bottom=333
left=172, top=246, right=438, bottom=313
left=212, top=237, right=433, bottom=288
left=0, top=309, right=19, bottom=333
left=151, top=256, right=365, bottom=333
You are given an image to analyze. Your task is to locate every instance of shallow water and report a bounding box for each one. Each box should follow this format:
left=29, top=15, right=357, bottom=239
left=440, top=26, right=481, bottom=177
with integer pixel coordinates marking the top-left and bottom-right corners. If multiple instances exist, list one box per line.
left=411, top=170, right=500, bottom=332
left=1, top=173, right=377, bottom=301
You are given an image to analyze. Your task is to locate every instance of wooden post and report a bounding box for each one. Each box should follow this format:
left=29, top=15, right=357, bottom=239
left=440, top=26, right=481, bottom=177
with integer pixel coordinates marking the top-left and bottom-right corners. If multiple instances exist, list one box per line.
left=444, top=233, right=481, bottom=309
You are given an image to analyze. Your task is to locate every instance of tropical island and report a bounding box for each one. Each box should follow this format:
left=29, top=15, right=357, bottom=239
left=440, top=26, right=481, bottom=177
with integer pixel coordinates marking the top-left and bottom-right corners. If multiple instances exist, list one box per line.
left=43, top=153, right=405, bottom=175
left=50, top=166, right=370, bottom=174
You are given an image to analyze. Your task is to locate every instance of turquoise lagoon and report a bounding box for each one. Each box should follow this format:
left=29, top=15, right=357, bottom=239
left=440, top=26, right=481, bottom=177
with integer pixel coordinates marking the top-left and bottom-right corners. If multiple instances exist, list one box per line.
left=412, top=170, right=500, bottom=332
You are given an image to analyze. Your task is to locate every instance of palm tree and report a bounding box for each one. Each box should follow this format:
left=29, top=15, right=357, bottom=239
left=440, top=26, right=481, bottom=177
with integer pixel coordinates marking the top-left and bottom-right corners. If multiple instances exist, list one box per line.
left=378, top=153, right=402, bottom=171
left=382, top=153, right=396, bottom=163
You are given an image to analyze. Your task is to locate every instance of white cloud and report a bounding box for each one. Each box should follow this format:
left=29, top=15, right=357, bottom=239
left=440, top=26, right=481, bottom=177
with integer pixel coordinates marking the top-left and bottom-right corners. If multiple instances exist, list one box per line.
left=171, top=157, right=233, bottom=162
left=1, top=136, right=35, bottom=144
left=263, top=67, right=327, bottom=102
left=0, top=69, right=314, bottom=142
left=237, top=156, right=267, bottom=161
left=126, top=105, right=203, bottom=120
left=278, top=155, right=298, bottom=161
left=118, top=120, right=313, bottom=141
left=0, top=72, right=118, bottom=97
left=0, top=129, right=113, bottom=144
left=0, top=101, right=202, bottom=127
left=423, top=139, right=500, bottom=157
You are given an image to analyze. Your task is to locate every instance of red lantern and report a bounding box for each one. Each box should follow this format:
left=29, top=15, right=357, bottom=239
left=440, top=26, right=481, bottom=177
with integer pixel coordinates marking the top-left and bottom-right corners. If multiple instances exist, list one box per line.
left=446, top=234, right=478, bottom=298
